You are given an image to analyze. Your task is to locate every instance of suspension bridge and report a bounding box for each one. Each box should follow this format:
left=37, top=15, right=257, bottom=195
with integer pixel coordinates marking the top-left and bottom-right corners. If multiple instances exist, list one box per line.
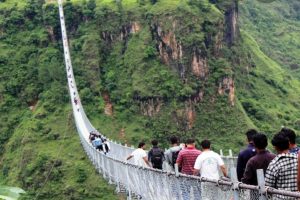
left=57, top=0, right=300, bottom=199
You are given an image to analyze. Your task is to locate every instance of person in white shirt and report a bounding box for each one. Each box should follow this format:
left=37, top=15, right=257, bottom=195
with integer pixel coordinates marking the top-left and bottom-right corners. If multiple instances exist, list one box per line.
left=126, top=142, right=151, bottom=168
left=193, top=139, right=227, bottom=179
left=193, top=140, right=227, bottom=200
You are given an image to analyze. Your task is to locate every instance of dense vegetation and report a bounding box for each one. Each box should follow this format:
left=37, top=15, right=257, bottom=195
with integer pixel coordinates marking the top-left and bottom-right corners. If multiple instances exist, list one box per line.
left=0, top=0, right=299, bottom=199
left=237, top=0, right=300, bottom=136
left=0, top=0, right=120, bottom=199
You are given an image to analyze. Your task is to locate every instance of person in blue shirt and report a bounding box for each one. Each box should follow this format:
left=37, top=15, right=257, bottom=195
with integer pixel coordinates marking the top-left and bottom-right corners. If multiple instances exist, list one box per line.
left=281, top=127, right=300, bottom=154
left=92, top=136, right=103, bottom=151
left=236, top=129, right=258, bottom=181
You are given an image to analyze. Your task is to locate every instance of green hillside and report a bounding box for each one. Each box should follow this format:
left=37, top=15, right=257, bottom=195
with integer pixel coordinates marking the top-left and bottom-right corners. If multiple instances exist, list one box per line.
left=237, top=0, right=300, bottom=134
left=0, top=0, right=299, bottom=199
left=240, top=0, right=300, bottom=75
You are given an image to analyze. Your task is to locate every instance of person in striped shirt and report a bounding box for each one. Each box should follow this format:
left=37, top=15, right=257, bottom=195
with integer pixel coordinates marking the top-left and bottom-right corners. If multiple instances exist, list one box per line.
left=176, top=138, right=201, bottom=175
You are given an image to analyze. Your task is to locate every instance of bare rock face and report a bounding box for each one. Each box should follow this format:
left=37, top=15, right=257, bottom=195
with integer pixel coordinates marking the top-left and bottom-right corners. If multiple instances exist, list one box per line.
left=152, top=22, right=186, bottom=78
left=156, top=26, right=183, bottom=64
left=172, top=100, right=196, bottom=130
left=102, top=91, right=113, bottom=116
left=120, top=21, right=141, bottom=40
left=191, top=51, right=208, bottom=78
left=131, top=22, right=140, bottom=34
left=46, top=26, right=56, bottom=42
left=218, top=77, right=235, bottom=106
left=185, top=100, right=196, bottom=129
left=224, top=2, right=239, bottom=45
left=214, top=23, right=224, bottom=56
left=139, top=97, right=163, bottom=117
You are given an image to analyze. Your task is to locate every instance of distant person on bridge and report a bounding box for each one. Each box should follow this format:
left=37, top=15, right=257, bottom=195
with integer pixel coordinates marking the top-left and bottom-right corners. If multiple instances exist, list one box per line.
left=265, top=132, right=298, bottom=197
left=148, top=140, right=164, bottom=169
left=127, top=142, right=151, bottom=168
left=176, top=138, right=201, bottom=175
left=92, top=136, right=103, bottom=152
left=281, top=127, right=300, bottom=154
left=102, top=138, right=110, bottom=155
left=74, top=98, right=78, bottom=105
left=242, top=133, right=275, bottom=185
left=165, top=136, right=182, bottom=172
left=237, top=129, right=258, bottom=181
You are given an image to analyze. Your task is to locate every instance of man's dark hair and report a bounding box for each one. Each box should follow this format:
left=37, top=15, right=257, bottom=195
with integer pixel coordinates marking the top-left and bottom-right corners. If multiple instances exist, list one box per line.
left=152, top=140, right=158, bottom=146
left=246, top=129, right=258, bottom=142
left=253, top=133, right=268, bottom=149
left=170, top=136, right=179, bottom=145
left=138, top=142, right=146, bottom=148
left=186, top=138, right=195, bottom=144
left=201, top=140, right=211, bottom=149
left=271, top=133, right=289, bottom=151
left=281, top=127, right=296, bottom=144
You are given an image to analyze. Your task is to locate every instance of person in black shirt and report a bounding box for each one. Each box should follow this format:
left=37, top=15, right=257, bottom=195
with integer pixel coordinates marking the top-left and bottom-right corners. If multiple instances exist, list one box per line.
left=148, top=140, right=164, bottom=169
left=236, top=129, right=258, bottom=181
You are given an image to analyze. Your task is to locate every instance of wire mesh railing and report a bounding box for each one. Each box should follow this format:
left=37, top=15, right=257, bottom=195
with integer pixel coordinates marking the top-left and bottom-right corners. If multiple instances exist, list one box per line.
left=57, top=0, right=300, bottom=199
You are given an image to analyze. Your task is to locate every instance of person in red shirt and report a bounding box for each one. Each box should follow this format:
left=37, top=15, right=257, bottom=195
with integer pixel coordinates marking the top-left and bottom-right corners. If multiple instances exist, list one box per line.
left=176, top=138, right=201, bottom=200
left=176, top=138, right=201, bottom=175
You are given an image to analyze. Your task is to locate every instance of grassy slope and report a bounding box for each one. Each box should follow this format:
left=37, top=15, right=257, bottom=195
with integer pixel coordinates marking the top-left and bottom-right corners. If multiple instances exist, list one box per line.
left=235, top=0, right=300, bottom=137
left=239, top=0, right=300, bottom=75
left=236, top=31, right=300, bottom=133
left=1, top=104, right=119, bottom=200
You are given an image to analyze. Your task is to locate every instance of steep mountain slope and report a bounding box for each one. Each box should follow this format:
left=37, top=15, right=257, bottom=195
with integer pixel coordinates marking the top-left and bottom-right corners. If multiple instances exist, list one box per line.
left=240, top=0, right=300, bottom=74
left=0, top=0, right=300, bottom=199
left=237, top=0, right=300, bottom=133
left=0, top=1, right=119, bottom=199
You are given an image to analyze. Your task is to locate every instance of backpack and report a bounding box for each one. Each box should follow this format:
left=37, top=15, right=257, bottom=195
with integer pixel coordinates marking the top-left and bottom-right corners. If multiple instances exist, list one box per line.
left=171, top=149, right=181, bottom=169
left=151, top=148, right=163, bottom=166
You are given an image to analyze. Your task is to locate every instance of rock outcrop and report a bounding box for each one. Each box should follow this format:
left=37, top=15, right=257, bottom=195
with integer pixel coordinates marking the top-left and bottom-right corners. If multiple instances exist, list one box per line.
left=224, top=1, right=239, bottom=45
left=218, top=77, right=235, bottom=106
left=138, top=97, right=163, bottom=117
left=191, top=51, right=208, bottom=78
left=102, top=91, right=113, bottom=116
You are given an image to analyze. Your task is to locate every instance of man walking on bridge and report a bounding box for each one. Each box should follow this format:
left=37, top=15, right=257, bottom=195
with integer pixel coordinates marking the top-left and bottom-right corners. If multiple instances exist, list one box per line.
left=127, top=142, right=151, bottom=168
left=176, top=138, right=201, bottom=200
left=176, top=138, right=201, bottom=175
left=165, top=136, right=181, bottom=172
left=193, top=139, right=227, bottom=179
left=148, top=140, right=164, bottom=169
left=193, top=139, right=227, bottom=200
left=241, top=133, right=275, bottom=185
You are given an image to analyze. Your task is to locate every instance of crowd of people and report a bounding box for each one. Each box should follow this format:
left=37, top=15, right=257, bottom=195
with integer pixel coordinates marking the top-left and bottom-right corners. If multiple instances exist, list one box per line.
left=126, top=136, right=227, bottom=179
left=89, top=131, right=110, bottom=155
left=237, top=127, right=299, bottom=197
left=125, top=127, right=300, bottom=197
